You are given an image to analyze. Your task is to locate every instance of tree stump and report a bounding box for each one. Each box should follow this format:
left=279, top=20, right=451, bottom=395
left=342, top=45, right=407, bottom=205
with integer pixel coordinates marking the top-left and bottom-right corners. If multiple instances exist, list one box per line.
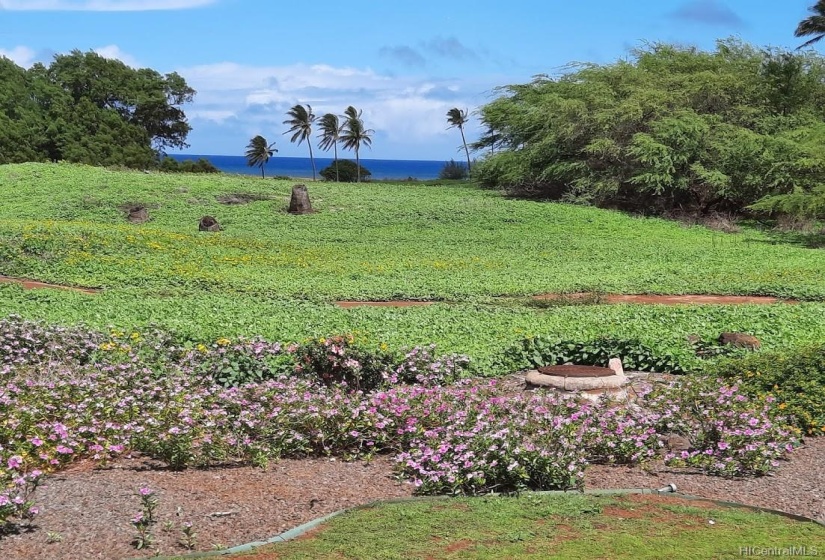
left=288, top=184, right=314, bottom=214
left=198, top=215, right=221, bottom=232
left=126, top=206, right=149, bottom=224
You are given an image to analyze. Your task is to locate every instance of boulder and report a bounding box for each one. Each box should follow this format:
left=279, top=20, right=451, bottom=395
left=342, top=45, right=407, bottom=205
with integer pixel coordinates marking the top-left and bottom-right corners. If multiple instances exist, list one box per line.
left=199, top=215, right=221, bottom=232
left=288, top=184, right=314, bottom=214
left=718, top=332, right=761, bottom=350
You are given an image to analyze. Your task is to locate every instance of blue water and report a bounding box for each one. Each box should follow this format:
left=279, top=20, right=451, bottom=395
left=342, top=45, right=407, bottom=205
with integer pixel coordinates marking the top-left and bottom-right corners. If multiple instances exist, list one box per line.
left=169, top=154, right=449, bottom=180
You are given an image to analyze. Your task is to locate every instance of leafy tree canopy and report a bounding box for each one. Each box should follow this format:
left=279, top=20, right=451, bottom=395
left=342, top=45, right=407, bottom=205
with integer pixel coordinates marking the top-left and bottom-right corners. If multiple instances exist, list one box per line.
left=0, top=50, right=195, bottom=168
left=320, top=159, right=371, bottom=182
left=473, top=39, right=825, bottom=216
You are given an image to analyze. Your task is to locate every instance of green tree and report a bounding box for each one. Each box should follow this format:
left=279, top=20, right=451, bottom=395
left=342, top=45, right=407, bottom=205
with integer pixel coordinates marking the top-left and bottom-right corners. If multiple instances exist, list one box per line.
left=245, top=135, right=278, bottom=178
left=317, top=113, right=342, bottom=181
left=340, top=106, right=374, bottom=183
left=447, top=107, right=472, bottom=171
left=319, top=159, right=371, bottom=182
left=0, top=50, right=195, bottom=167
left=473, top=40, right=825, bottom=215
left=283, top=104, right=317, bottom=180
left=796, top=1, right=825, bottom=49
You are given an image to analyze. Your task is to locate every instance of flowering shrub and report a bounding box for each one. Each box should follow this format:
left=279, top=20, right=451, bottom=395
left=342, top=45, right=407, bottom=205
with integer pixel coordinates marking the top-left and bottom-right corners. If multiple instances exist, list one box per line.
left=709, top=345, right=825, bottom=436
left=384, top=345, right=470, bottom=387
left=292, top=335, right=396, bottom=392
left=0, top=461, right=40, bottom=533
left=396, top=390, right=590, bottom=494
left=292, top=336, right=470, bottom=392
left=178, top=337, right=292, bottom=386
left=0, top=318, right=807, bottom=532
left=0, top=315, right=104, bottom=368
left=642, top=376, right=800, bottom=476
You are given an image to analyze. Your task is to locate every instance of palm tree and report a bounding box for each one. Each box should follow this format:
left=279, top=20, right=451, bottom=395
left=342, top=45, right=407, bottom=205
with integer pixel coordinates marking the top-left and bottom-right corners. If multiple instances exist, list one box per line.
left=245, top=135, right=277, bottom=178
left=317, top=113, right=342, bottom=181
left=447, top=108, right=471, bottom=172
left=340, top=106, right=374, bottom=183
left=796, top=1, right=825, bottom=49
left=283, top=104, right=317, bottom=180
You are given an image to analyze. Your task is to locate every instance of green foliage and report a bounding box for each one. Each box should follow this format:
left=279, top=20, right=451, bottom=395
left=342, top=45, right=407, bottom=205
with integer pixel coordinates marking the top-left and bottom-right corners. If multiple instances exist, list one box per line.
left=504, top=336, right=686, bottom=374
left=340, top=106, right=374, bottom=182
left=319, top=159, right=371, bottom=182
left=292, top=335, right=396, bottom=392
left=2, top=163, right=825, bottom=375
left=284, top=104, right=317, bottom=180
left=709, top=345, right=825, bottom=436
left=439, top=159, right=469, bottom=180
left=159, top=157, right=220, bottom=174
left=748, top=185, right=825, bottom=219
left=266, top=494, right=825, bottom=559
left=474, top=40, right=825, bottom=215
left=0, top=50, right=194, bottom=168
left=244, top=135, right=277, bottom=178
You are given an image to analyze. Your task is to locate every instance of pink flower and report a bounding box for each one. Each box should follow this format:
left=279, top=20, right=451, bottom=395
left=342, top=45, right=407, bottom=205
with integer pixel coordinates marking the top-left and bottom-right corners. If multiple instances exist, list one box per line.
left=7, top=455, right=23, bottom=469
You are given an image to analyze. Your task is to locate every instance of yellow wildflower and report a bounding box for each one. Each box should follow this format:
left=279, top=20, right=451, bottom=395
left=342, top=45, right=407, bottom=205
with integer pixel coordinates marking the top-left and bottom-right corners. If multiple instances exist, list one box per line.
left=216, top=338, right=231, bottom=346
left=196, top=344, right=208, bottom=353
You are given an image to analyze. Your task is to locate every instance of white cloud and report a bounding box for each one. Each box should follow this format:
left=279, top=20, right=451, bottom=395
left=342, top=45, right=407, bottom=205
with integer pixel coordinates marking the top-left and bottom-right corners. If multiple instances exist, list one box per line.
left=94, top=44, right=140, bottom=67
left=178, top=61, right=481, bottom=145
left=0, top=0, right=215, bottom=10
left=0, top=45, right=36, bottom=67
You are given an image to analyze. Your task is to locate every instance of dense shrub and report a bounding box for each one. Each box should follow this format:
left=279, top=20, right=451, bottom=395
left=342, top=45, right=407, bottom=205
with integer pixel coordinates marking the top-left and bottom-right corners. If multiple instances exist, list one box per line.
left=503, top=336, right=687, bottom=374
left=159, top=157, right=220, bottom=174
left=291, top=336, right=469, bottom=392
left=438, top=159, right=469, bottom=180
left=708, top=345, right=825, bottom=436
left=474, top=40, right=825, bottom=216
left=319, top=159, right=371, bottom=182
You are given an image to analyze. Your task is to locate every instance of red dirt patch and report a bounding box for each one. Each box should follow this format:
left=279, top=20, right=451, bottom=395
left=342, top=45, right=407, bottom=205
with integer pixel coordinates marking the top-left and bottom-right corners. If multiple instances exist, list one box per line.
left=533, top=293, right=795, bottom=305
left=0, top=275, right=99, bottom=294
left=335, top=301, right=437, bottom=308
left=444, top=539, right=473, bottom=553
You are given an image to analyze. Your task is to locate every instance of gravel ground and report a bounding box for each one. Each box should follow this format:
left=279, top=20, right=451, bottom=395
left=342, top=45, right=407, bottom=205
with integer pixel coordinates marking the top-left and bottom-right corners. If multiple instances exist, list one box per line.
left=2, top=439, right=822, bottom=560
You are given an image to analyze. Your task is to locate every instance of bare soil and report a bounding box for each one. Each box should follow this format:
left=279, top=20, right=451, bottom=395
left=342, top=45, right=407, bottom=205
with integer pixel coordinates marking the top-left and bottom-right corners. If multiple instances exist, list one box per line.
left=0, top=276, right=99, bottom=294
left=533, top=293, right=796, bottom=305
left=335, top=301, right=437, bottom=308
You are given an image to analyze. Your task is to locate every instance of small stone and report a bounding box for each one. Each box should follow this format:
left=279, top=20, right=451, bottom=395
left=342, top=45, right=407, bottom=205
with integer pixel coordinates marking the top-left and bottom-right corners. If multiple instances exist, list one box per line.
left=198, top=215, right=221, bottom=232
left=718, top=332, right=761, bottom=350
left=126, top=206, right=149, bottom=224
left=608, top=358, right=624, bottom=376
left=664, top=434, right=691, bottom=451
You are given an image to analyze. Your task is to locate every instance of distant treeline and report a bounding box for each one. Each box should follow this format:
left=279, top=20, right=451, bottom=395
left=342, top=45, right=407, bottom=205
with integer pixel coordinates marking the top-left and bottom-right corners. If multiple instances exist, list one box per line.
left=0, top=50, right=194, bottom=169
left=473, top=39, right=825, bottom=217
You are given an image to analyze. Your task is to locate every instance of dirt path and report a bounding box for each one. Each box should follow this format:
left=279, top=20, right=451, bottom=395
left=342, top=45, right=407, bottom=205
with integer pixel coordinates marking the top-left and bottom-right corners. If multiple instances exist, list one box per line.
left=0, top=275, right=99, bottom=294
left=532, top=293, right=796, bottom=305
left=0, top=275, right=798, bottom=305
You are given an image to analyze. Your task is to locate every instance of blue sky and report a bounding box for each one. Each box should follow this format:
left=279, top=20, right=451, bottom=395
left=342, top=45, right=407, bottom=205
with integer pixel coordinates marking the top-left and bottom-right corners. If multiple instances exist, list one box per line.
left=0, top=1, right=818, bottom=160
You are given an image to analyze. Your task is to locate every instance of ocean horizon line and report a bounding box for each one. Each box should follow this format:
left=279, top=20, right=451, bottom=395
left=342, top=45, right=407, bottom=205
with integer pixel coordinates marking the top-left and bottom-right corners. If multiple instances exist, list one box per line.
left=168, top=154, right=456, bottom=180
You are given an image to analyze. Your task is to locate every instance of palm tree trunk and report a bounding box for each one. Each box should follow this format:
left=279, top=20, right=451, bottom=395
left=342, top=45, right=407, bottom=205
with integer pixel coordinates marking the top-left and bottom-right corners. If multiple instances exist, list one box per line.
left=334, top=143, right=339, bottom=182
left=308, top=142, right=316, bottom=181
left=356, top=147, right=360, bottom=183
left=460, top=126, right=471, bottom=172
left=260, top=164, right=265, bottom=179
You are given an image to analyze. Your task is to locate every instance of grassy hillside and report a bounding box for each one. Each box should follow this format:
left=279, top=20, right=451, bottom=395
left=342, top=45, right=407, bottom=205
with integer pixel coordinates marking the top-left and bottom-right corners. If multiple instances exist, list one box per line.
left=1, top=162, right=824, bottom=369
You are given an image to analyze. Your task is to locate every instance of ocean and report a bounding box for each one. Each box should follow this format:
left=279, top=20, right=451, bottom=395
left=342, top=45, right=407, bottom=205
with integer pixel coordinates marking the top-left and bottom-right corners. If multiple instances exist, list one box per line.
left=168, top=154, right=449, bottom=180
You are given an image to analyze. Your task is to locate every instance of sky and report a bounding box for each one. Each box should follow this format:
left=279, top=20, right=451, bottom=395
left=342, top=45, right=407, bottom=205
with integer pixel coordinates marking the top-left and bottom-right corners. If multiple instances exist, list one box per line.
left=0, top=1, right=819, bottom=160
